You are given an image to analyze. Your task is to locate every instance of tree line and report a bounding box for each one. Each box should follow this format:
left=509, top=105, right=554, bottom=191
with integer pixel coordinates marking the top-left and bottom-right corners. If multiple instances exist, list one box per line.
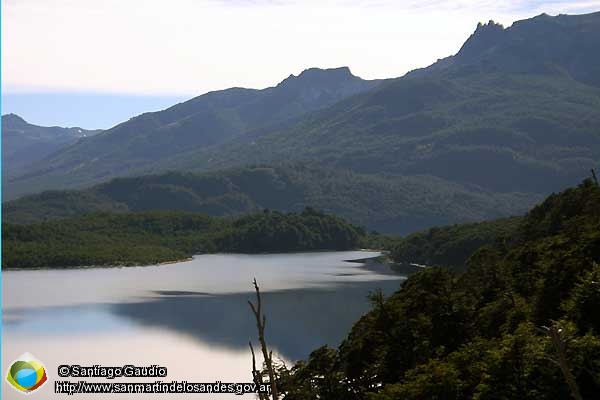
left=2, top=208, right=365, bottom=269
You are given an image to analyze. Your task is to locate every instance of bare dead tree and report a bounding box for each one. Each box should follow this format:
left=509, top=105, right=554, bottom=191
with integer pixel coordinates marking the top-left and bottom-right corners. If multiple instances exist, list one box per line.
left=248, top=278, right=279, bottom=400
left=249, top=341, right=268, bottom=400
left=591, top=168, right=599, bottom=187
left=540, top=322, right=582, bottom=400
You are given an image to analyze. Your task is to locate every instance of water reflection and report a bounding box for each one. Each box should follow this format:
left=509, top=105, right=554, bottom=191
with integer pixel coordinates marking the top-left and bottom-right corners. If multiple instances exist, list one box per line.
left=3, top=252, right=405, bottom=399
left=113, top=280, right=403, bottom=361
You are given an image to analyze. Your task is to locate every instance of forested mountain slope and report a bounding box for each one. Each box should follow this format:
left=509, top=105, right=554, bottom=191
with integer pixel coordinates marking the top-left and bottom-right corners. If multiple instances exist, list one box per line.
left=128, top=12, right=600, bottom=196
left=2, top=165, right=541, bottom=234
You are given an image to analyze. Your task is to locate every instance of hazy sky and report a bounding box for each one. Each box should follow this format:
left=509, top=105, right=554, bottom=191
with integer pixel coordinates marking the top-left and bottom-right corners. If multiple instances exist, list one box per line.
left=3, top=0, right=600, bottom=128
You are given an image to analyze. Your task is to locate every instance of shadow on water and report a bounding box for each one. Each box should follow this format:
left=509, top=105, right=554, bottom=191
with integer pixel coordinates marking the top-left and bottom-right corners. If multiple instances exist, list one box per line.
left=111, top=279, right=404, bottom=361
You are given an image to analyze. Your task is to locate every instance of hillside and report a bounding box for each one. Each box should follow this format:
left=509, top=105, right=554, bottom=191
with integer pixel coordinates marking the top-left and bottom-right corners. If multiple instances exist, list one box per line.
left=4, top=68, right=383, bottom=199
left=184, top=72, right=600, bottom=194
left=1, top=114, right=101, bottom=177
left=2, top=208, right=364, bottom=269
left=144, top=12, right=600, bottom=193
left=2, top=165, right=541, bottom=234
left=276, top=178, right=600, bottom=399
left=5, top=12, right=600, bottom=201
left=391, top=216, right=523, bottom=269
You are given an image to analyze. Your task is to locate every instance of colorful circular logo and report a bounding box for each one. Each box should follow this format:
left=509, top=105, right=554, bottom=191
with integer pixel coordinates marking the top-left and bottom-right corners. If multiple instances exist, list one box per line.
left=6, top=353, right=48, bottom=395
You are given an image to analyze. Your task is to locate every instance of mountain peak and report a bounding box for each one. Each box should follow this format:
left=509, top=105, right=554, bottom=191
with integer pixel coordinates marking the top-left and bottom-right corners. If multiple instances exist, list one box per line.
left=299, top=66, right=354, bottom=78
left=2, top=113, right=27, bottom=126
left=278, top=67, right=357, bottom=88
left=457, top=19, right=505, bottom=60
left=447, top=11, right=600, bottom=87
left=475, top=19, right=505, bottom=31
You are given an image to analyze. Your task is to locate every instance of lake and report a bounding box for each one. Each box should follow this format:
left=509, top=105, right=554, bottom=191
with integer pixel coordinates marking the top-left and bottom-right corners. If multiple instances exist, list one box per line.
left=2, top=251, right=405, bottom=399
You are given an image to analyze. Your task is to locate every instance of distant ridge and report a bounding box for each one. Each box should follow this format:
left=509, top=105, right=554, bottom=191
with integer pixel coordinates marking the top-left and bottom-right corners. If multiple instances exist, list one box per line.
left=1, top=114, right=102, bottom=178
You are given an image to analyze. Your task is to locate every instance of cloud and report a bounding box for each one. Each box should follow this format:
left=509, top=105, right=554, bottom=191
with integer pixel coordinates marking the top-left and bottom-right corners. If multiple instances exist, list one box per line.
left=3, top=0, right=599, bottom=96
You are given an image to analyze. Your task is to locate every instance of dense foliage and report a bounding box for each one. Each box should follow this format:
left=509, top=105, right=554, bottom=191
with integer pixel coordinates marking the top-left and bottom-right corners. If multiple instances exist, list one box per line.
left=2, top=165, right=539, bottom=234
left=2, top=208, right=364, bottom=269
left=274, top=179, right=600, bottom=399
left=391, top=216, right=522, bottom=269
left=198, top=73, right=600, bottom=194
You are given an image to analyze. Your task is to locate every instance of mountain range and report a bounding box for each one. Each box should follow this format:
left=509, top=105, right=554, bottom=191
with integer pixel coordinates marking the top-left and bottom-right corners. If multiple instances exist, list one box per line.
left=179, top=13, right=600, bottom=194
left=3, top=11, right=600, bottom=234
left=3, top=67, right=383, bottom=198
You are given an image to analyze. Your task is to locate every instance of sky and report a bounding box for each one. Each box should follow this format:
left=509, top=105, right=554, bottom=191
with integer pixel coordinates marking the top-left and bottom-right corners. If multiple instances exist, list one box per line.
left=3, top=0, right=600, bottom=129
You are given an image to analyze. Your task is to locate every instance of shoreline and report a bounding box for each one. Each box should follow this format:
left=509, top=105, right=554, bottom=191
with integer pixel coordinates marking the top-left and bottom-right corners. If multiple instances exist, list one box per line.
left=2, top=249, right=383, bottom=271
left=2, top=257, right=195, bottom=271
left=346, top=253, right=427, bottom=277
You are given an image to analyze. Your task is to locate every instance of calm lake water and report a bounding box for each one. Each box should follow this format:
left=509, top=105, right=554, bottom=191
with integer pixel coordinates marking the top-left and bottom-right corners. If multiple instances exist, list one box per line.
left=2, top=251, right=405, bottom=399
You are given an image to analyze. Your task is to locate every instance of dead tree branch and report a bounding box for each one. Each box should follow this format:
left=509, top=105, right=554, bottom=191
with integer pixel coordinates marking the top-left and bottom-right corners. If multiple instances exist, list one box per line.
left=249, top=342, right=268, bottom=400
left=248, top=278, right=279, bottom=400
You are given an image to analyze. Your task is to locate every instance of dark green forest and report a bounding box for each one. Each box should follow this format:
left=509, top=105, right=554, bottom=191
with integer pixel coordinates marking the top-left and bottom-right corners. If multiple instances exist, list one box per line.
left=391, top=217, right=523, bottom=269
left=273, top=179, right=600, bottom=399
left=1, top=208, right=364, bottom=269
left=2, top=165, right=538, bottom=234
left=190, top=73, right=600, bottom=195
